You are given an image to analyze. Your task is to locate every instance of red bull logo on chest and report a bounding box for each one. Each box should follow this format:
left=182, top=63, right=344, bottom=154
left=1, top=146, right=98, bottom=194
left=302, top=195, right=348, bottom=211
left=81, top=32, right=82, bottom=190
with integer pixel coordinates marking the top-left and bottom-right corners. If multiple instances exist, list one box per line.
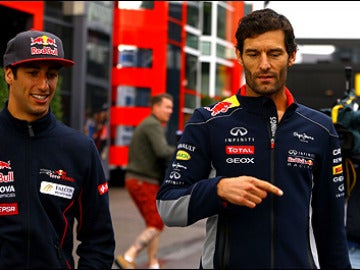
left=204, top=95, right=240, bottom=116
left=206, top=101, right=232, bottom=116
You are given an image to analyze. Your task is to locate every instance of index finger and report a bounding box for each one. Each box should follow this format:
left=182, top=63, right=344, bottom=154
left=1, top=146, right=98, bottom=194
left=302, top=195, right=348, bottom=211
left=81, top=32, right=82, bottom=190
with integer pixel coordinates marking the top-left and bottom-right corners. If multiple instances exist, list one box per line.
left=257, top=179, right=283, bottom=196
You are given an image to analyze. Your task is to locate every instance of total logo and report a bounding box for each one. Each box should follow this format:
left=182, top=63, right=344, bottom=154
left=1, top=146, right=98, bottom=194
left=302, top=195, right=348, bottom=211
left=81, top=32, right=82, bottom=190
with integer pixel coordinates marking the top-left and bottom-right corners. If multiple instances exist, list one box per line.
left=226, top=145, right=254, bottom=155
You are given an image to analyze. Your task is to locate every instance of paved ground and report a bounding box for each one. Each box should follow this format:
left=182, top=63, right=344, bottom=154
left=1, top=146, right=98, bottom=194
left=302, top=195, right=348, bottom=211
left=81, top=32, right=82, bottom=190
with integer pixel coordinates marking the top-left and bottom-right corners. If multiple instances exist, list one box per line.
left=109, top=186, right=206, bottom=269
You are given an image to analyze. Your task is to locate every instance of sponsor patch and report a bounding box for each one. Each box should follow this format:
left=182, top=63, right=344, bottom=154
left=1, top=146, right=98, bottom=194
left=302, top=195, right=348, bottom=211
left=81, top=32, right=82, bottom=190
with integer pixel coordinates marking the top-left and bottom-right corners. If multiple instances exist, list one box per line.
left=176, top=150, right=191, bottom=160
left=333, top=164, right=343, bottom=175
left=226, top=145, right=254, bottom=155
left=0, top=202, right=18, bottom=216
left=98, top=182, right=109, bottom=195
left=204, top=95, right=239, bottom=116
left=0, top=160, right=11, bottom=170
left=40, top=181, right=74, bottom=199
left=0, top=171, right=14, bottom=183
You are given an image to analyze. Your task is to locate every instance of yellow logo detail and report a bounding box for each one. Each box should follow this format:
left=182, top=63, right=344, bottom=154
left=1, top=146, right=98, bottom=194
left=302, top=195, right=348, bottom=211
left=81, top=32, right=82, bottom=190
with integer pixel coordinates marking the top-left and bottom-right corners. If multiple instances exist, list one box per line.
left=333, top=164, right=343, bottom=175
left=176, top=150, right=191, bottom=160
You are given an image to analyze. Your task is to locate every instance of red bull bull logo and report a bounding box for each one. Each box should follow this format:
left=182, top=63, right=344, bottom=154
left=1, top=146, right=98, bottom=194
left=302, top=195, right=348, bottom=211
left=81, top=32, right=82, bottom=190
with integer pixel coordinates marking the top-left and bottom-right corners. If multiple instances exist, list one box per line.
left=30, top=35, right=57, bottom=47
left=205, top=101, right=232, bottom=116
left=0, top=160, right=11, bottom=170
left=54, top=169, right=75, bottom=182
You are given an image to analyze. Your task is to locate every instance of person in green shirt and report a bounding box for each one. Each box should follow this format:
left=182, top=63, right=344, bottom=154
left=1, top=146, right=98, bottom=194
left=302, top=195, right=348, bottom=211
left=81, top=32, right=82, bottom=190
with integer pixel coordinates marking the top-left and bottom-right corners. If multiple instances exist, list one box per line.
left=115, top=93, right=175, bottom=269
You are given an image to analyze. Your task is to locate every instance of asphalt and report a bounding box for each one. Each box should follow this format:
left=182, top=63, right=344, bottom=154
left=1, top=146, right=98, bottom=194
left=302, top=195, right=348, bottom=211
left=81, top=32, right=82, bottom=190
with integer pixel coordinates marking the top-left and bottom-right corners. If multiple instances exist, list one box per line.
left=109, top=186, right=206, bottom=269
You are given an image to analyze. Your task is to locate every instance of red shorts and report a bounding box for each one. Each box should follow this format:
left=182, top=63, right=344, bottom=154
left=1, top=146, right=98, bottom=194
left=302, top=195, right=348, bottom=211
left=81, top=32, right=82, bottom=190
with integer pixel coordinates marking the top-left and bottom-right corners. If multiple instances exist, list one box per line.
left=125, top=178, right=164, bottom=231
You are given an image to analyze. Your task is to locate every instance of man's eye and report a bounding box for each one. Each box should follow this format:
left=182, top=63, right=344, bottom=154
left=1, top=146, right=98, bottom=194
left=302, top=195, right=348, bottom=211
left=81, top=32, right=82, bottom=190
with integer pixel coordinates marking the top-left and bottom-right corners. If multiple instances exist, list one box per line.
left=28, top=71, right=38, bottom=76
left=47, top=74, right=58, bottom=79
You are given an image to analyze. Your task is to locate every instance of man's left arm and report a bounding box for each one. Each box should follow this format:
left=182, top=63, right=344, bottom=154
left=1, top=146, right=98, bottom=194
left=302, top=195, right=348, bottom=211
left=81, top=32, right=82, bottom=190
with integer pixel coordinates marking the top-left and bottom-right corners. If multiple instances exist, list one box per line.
left=76, top=141, right=115, bottom=269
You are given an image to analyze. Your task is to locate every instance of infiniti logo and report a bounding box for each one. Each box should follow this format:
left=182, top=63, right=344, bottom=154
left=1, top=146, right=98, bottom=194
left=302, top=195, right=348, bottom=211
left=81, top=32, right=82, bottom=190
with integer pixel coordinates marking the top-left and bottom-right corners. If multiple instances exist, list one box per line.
left=230, top=127, right=248, bottom=136
left=170, top=171, right=181, bottom=179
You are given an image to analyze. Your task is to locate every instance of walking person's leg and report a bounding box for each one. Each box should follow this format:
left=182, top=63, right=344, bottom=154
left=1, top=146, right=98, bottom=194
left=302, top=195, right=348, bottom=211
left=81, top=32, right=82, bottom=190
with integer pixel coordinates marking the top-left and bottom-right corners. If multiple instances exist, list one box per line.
left=147, top=231, right=161, bottom=268
left=115, top=179, right=164, bottom=269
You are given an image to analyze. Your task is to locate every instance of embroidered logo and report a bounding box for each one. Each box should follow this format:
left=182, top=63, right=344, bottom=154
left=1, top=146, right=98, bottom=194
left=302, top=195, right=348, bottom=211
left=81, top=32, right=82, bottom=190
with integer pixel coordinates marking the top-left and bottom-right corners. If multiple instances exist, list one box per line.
left=40, top=181, right=74, bottom=199
left=98, top=182, right=109, bottom=195
left=0, top=203, right=18, bottom=216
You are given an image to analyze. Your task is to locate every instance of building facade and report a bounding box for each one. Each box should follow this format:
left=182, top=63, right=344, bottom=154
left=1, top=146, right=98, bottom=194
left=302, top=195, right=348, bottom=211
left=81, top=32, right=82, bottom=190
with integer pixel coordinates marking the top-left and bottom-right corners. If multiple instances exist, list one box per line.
left=110, top=1, right=245, bottom=170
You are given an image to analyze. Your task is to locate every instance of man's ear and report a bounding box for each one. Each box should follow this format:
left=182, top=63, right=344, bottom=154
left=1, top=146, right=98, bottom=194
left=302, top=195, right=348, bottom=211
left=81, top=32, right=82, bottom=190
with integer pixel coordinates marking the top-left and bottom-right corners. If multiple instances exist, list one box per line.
left=288, top=51, right=296, bottom=67
left=4, top=67, right=13, bottom=84
left=235, top=48, right=243, bottom=66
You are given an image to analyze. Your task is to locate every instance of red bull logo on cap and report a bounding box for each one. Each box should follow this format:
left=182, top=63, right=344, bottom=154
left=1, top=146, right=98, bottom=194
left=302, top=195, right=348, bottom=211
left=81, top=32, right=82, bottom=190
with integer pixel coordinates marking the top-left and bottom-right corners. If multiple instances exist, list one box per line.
left=30, top=35, right=59, bottom=57
left=30, top=35, right=57, bottom=47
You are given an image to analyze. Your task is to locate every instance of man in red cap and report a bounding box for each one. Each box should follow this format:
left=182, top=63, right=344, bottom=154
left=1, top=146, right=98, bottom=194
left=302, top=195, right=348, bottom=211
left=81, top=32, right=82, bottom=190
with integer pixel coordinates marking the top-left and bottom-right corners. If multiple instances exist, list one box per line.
left=0, top=30, right=115, bottom=268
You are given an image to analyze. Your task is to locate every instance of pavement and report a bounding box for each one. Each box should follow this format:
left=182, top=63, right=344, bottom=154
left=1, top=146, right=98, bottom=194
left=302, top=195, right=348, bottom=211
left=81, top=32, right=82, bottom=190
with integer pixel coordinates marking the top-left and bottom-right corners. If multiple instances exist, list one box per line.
left=108, top=186, right=206, bottom=269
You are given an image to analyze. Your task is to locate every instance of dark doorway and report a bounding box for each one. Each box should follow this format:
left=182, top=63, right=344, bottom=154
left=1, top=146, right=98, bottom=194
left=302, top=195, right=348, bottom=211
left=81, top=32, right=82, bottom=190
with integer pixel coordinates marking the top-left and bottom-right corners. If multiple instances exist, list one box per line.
left=0, top=6, right=33, bottom=66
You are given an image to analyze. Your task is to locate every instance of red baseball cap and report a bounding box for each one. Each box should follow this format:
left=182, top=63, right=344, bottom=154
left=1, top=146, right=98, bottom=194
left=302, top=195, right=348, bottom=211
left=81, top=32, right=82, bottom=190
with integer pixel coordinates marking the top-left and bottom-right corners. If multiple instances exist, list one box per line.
left=3, top=30, right=75, bottom=67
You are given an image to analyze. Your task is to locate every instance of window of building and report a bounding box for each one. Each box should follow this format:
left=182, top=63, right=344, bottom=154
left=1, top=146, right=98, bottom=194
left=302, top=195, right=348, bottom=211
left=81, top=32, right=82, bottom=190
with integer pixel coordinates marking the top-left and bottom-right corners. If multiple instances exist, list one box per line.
left=86, top=83, right=109, bottom=113
left=216, top=43, right=226, bottom=59
left=216, top=63, right=232, bottom=97
left=187, top=1, right=200, bottom=28
left=202, top=2, right=211, bottom=36
left=115, top=125, right=134, bottom=146
left=201, top=62, right=210, bottom=95
left=116, top=86, right=151, bottom=107
left=217, top=4, right=226, bottom=40
left=87, top=30, right=111, bottom=78
left=186, top=32, right=199, bottom=50
left=201, top=41, right=211, bottom=55
left=167, top=44, right=181, bottom=70
left=185, top=93, right=197, bottom=108
left=185, top=54, right=198, bottom=90
left=45, top=1, right=72, bottom=22
left=87, top=1, right=113, bottom=31
left=169, top=1, right=182, bottom=20
left=168, top=21, right=182, bottom=43
left=166, top=43, right=181, bottom=144
left=117, top=1, right=154, bottom=10
left=117, top=45, right=153, bottom=68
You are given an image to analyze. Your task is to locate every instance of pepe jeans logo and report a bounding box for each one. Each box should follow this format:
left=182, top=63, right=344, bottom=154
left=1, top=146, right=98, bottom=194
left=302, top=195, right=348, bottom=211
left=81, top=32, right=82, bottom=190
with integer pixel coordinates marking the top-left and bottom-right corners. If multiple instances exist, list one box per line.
left=293, top=131, right=314, bottom=143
